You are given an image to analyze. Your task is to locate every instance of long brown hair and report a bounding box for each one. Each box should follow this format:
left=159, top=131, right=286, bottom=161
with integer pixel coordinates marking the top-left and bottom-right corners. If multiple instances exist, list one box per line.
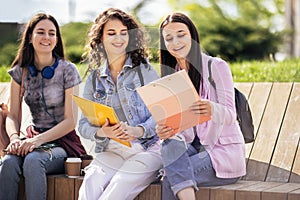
left=159, top=12, right=202, bottom=93
left=11, top=13, right=64, bottom=68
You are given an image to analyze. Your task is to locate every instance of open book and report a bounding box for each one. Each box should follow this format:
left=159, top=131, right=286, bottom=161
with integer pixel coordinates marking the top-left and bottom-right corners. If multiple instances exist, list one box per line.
left=72, top=95, right=131, bottom=147
left=136, top=70, right=211, bottom=136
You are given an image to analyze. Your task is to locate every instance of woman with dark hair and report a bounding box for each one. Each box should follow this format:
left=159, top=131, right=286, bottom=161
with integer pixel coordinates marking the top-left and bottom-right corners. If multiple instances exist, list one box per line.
left=0, top=13, right=86, bottom=200
left=157, top=12, right=246, bottom=200
left=78, top=8, right=162, bottom=200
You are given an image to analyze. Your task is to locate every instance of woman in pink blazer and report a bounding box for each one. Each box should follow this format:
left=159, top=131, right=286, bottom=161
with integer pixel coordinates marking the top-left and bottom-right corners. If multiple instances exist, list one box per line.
left=156, top=12, right=246, bottom=200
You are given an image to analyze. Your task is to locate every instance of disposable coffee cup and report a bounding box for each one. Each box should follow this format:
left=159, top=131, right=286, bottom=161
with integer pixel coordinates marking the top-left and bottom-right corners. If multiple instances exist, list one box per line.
left=65, top=157, right=82, bottom=178
left=80, top=154, right=94, bottom=169
left=79, top=154, right=93, bottom=175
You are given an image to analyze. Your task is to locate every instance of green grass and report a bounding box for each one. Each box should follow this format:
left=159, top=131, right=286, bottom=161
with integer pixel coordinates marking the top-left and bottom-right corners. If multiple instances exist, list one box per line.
left=230, top=59, right=300, bottom=82
left=0, top=66, right=12, bottom=82
left=1, top=59, right=299, bottom=82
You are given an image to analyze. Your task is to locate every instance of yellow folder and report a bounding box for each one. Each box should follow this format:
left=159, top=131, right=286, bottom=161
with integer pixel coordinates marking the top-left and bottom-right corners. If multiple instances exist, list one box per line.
left=72, top=95, right=131, bottom=147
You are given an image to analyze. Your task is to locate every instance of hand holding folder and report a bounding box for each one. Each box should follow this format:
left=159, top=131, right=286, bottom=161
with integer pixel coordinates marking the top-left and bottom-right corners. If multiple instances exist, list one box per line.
left=72, top=95, right=131, bottom=147
left=136, top=70, right=211, bottom=136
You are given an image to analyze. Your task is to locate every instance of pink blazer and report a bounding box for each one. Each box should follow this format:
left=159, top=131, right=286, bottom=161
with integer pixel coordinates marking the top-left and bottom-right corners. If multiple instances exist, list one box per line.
left=181, top=53, right=246, bottom=178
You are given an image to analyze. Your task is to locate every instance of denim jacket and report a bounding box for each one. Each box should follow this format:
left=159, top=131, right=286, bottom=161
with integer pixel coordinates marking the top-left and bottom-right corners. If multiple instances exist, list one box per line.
left=78, top=57, right=160, bottom=152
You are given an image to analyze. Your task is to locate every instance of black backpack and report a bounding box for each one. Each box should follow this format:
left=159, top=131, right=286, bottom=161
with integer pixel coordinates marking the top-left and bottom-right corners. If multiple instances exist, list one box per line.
left=207, top=59, right=254, bottom=143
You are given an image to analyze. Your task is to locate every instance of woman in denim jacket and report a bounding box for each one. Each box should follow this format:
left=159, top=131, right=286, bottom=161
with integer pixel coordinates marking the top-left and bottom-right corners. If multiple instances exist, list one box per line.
left=78, top=8, right=162, bottom=200
left=156, top=13, right=246, bottom=200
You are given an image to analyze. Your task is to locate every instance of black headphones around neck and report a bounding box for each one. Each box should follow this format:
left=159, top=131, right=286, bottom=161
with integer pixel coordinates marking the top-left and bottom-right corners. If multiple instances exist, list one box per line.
left=29, top=58, right=59, bottom=79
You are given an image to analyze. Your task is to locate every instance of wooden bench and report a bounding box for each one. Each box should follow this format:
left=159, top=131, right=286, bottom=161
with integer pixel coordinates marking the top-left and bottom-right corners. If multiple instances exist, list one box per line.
left=191, top=82, right=300, bottom=200
left=131, top=82, right=300, bottom=200
left=1, top=82, right=300, bottom=200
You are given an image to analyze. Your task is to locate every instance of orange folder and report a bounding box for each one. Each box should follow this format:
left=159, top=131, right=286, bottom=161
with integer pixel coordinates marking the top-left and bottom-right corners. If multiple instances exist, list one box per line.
left=136, top=70, right=211, bottom=135
left=72, top=95, right=131, bottom=147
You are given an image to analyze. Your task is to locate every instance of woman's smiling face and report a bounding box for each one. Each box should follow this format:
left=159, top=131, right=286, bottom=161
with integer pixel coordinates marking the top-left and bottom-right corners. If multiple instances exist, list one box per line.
left=30, top=19, right=57, bottom=55
left=102, top=19, right=129, bottom=57
left=162, top=22, right=192, bottom=60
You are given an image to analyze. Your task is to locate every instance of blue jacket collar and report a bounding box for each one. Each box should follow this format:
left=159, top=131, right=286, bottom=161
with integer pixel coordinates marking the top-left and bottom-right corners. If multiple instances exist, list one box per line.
left=98, top=56, right=134, bottom=77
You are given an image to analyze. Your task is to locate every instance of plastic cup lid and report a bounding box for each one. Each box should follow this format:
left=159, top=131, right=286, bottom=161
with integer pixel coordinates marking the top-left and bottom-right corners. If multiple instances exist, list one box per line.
left=66, top=157, right=82, bottom=163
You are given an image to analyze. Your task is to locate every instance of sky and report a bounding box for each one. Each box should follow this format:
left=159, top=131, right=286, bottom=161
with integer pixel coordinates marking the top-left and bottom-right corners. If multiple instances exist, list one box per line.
left=0, top=0, right=172, bottom=25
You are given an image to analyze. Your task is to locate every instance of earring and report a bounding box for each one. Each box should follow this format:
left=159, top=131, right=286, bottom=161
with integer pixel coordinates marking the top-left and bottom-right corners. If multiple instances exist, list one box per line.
left=100, top=43, right=104, bottom=50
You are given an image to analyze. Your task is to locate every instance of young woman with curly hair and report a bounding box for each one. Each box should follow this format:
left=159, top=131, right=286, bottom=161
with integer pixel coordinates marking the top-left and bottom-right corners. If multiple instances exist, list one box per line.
left=78, top=8, right=162, bottom=200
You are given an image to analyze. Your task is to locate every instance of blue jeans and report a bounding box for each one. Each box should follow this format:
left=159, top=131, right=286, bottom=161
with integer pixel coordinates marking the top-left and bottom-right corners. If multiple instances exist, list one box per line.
left=0, top=147, right=67, bottom=200
left=161, top=139, right=240, bottom=200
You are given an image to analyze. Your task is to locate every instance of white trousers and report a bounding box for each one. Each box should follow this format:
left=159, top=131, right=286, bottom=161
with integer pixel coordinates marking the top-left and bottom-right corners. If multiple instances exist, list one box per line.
left=78, top=141, right=162, bottom=200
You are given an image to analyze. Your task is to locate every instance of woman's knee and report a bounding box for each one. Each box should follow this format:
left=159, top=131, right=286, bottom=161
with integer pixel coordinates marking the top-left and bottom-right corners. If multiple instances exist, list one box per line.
left=162, top=139, right=188, bottom=167
left=23, top=152, right=45, bottom=176
left=0, top=155, right=21, bottom=174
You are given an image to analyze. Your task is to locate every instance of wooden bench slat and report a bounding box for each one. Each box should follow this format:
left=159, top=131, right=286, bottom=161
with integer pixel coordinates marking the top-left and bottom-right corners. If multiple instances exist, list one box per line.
left=288, top=188, right=300, bottom=200
left=135, top=182, right=162, bottom=200
left=210, top=180, right=258, bottom=190
left=245, top=83, right=292, bottom=181
left=266, top=83, right=300, bottom=182
left=236, top=181, right=284, bottom=191
left=47, top=176, right=55, bottom=200
left=286, top=83, right=300, bottom=184
left=208, top=180, right=258, bottom=200
left=262, top=183, right=300, bottom=200
left=245, top=82, right=272, bottom=159
left=235, top=181, right=284, bottom=200
left=196, top=187, right=210, bottom=200
left=234, top=82, right=253, bottom=98
left=243, top=82, right=272, bottom=180
left=248, top=83, right=273, bottom=139
left=209, top=189, right=234, bottom=200
left=55, top=176, right=75, bottom=200
left=74, top=177, right=83, bottom=200
left=290, top=138, right=300, bottom=183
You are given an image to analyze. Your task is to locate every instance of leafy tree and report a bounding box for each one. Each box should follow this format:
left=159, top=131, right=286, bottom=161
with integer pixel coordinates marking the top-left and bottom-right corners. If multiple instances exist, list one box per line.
left=0, top=43, right=18, bottom=66
left=60, top=22, right=91, bottom=63
left=167, top=0, right=285, bottom=61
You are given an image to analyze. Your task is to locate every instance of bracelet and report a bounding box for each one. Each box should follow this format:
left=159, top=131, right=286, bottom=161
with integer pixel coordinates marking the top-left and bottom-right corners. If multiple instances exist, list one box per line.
left=9, top=133, right=19, bottom=139
left=93, top=133, right=108, bottom=143
left=134, top=125, right=145, bottom=138
left=94, top=128, right=108, bottom=143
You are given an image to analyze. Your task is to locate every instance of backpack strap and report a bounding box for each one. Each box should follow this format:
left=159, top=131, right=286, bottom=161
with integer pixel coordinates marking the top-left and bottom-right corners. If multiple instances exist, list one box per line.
left=207, top=58, right=219, bottom=103
left=192, top=61, right=215, bottom=151
left=20, top=68, right=26, bottom=99
left=92, top=70, right=96, bottom=91
left=136, top=65, right=144, bottom=86
left=207, top=59, right=216, bottom=90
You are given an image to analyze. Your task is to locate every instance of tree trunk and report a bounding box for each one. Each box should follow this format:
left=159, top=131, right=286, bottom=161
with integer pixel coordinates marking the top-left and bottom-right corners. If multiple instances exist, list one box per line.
left=286, top=0, right=300, bottom=57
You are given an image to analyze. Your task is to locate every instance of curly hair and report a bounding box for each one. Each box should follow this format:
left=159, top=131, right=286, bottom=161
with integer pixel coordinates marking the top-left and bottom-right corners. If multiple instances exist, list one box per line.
left=11, top=13, right=64, bottom=68
left=85, top=8, right=148, bottom=71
